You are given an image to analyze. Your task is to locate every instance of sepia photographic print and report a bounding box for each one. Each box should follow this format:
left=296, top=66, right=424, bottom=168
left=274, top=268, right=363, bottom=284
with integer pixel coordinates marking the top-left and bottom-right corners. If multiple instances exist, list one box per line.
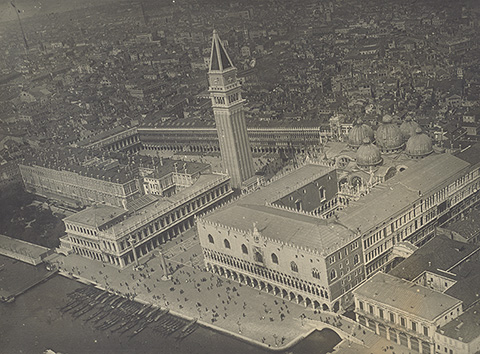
left=1, top=0, right=480, bottom=353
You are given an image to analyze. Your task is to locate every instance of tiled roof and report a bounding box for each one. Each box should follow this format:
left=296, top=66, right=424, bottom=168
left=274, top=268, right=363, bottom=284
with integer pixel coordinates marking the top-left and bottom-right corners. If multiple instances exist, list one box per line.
left=445, top=214, right=480, bottom=241
left=126, top=194, right=159, bottom=213
left=455, top=142, right=480, bottom=165
left=437, top=301, right=480, bottom=343
left=205, top=153, right=471, bottom=254
left=445, top=261, right=480, bottom=308
left=241, top=164, right=334, bottom=205
left=338, top=154, right=470, bottom=234
left=388, top=234, right=479, bottom=281
left=150, top=160, right=210, bottom=179
left=106, top=174, right=228, bottom=239
left=20, top=146, right=138, bottom=184
left=206, top=203, right=356, bottom=253
left=77, top=126, right=128, bottom=146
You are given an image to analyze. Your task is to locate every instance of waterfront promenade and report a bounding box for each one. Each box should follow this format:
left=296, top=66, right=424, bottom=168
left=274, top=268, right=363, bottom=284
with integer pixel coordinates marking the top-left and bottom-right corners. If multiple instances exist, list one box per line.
left=46, top=228, right=412, bottom=353
left=0, top=254, right=56, bottom=302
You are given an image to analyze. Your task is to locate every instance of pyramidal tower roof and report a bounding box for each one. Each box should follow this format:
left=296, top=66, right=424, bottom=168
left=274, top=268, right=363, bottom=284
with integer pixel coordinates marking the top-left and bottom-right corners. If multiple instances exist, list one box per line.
left=209, top=30, right=234, bottom=72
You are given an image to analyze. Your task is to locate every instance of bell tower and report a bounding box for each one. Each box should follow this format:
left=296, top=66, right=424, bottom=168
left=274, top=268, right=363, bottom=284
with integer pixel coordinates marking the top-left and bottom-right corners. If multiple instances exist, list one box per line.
left=208, top=30, right=255, bottom=189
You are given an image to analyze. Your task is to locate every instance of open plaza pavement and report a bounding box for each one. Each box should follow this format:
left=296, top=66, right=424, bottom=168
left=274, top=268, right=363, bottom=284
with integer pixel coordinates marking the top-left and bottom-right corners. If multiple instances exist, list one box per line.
left=46, top=226, right=413, bottom=353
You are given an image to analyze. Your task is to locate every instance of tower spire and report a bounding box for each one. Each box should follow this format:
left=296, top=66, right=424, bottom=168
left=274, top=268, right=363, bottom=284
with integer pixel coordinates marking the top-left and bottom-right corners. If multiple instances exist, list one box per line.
left=208, top=29, right=255, bottom=189
left=209, top=30, right=234, bottom=72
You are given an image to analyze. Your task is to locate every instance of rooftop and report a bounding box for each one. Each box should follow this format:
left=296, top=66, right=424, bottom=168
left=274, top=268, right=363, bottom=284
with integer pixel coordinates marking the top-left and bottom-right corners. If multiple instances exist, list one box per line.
left=64, top=205, right=127, bottom=228
left=19, top=144, right=209, bottom=186
left=104, top=173, right=228, bottom=240
left=323, top=142, right=351, bottom=160
left=0, top=234, right=50, bottom=260
left=241, top=164, right=334, bottom=205
left=204, top=153, right=471, bottom=254
left=140, top=119, right=215, bottom=130
left=445, top=260, right=480, bottom=308
left=354, top=272, right=462, bottom=322
left=388, top=234, right=479, bottom=282
left=77, top=126, right=133, bottom=147
left=149, top=159, right=210, bottom=179
left=206, top=203, right=357, bottom=254
left=126, top=194, right=160, bottom=213
left=247, top=119, right=330, bottom=129
left=445, top=213, right=480, bottom=241
left=139, top=118, right=330, bottom=130
left=338, top=153, right=470, bottom=234
left=209, top=30, right=234, bottom=72
left=20, top=146, right=138, bottom=184
left=455, top=142, right=480, bottom=165
left=437, top=301, right=480, bottom=343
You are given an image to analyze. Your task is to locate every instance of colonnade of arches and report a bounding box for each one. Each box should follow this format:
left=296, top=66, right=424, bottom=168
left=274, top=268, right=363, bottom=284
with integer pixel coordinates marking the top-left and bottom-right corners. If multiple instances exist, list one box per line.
left=122, top=216, right=195, bottom=266
left=358, top=315, right=433, bottom=354
left=105, top=135, right=141, bottom=152
left=72, top=245, right=105, bottom=262
left=204, top=250, right=331, bottom=299
left=136, top=143, right=310, bottom=155
left=250, top=146, right=306, bottom=154
left=71, top=216, right=196, bottom=268
left=141, top=144, right=220, bottom=153
left=206, top=262, right=332, bottom=312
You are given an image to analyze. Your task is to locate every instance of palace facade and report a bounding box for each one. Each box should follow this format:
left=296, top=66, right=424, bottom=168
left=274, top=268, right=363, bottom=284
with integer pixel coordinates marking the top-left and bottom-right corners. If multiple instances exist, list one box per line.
left=59, top=173, right=232, bottom=268
left=197, top=139, right=480, bottom=313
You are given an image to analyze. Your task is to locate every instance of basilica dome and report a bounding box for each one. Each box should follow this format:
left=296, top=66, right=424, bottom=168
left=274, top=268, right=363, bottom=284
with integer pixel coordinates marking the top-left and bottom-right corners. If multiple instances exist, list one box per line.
left=405, top=128, right=433, bottom=158
left=356, top=138, right=382, bottom=167
left=400, top=116, right=420, bottom=140
left=376, top=115, right=404, bottom=153
left=348, top=119, right=374, bottom=149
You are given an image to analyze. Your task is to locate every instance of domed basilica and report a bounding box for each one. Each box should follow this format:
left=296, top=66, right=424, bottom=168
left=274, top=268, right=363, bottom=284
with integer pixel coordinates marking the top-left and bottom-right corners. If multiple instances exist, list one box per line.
left=319, top=114, right=436, bottom=201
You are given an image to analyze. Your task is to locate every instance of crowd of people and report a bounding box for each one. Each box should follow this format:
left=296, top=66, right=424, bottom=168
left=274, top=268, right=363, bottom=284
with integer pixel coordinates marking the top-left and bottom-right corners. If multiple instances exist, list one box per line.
left=47, top=231, right=381, bottom=350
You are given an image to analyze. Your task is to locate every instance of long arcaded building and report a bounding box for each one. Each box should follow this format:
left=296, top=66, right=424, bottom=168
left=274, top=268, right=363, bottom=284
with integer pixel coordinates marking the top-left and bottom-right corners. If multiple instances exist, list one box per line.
left=59, top=172, right=232, bottom=268
left=77, top=120, right=332, bottom=156
left=19, top=147, right=141, bottom=208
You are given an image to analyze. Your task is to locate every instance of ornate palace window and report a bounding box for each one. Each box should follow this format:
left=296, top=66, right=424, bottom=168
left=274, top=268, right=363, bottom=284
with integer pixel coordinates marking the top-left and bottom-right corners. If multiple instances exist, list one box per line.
left=241, top=244, right=248, bottom=254
left=254, top=251, right=263, bottom=263
left=271, top=253, right=278, bottom=264
left=224, top=239, right=230, bottom=249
